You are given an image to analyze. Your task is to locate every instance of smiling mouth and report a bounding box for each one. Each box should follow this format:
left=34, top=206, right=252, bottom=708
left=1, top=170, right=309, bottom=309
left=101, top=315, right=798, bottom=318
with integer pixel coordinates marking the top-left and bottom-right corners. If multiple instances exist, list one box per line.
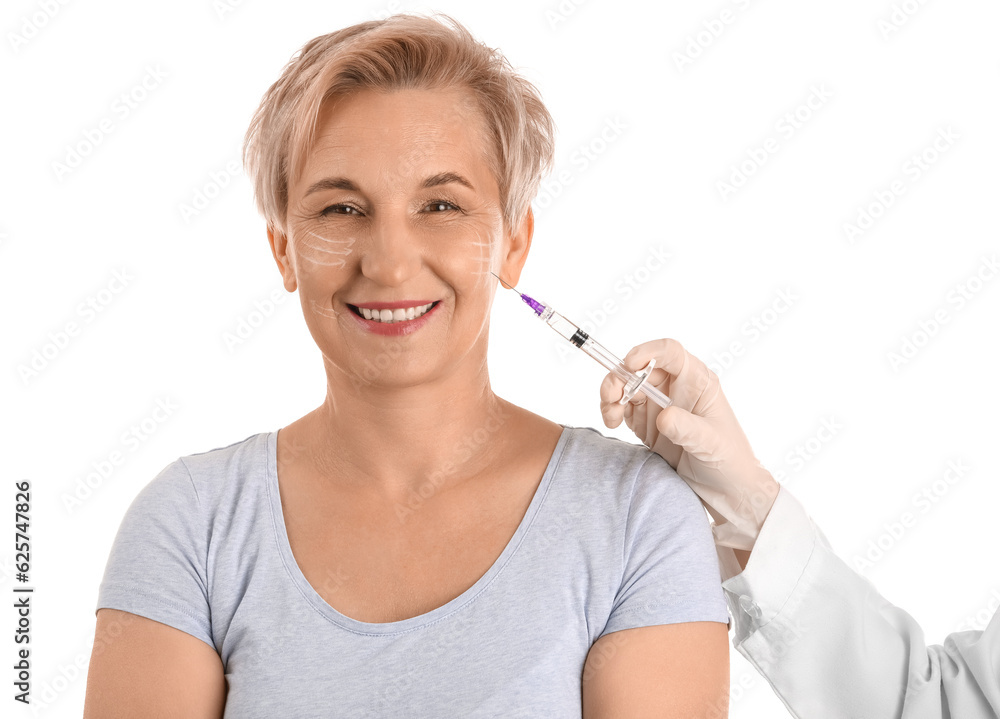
left=347, top=301, right=441, bottom=323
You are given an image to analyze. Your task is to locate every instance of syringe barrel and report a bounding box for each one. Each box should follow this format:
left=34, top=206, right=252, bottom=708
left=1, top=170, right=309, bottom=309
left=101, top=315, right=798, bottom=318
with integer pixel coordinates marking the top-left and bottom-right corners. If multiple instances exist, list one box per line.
left=540, top=309, right=582, bottom=343
left=579, top=338, right=631, bottom=382
left=533, top=303, right=672, bottom=408
left=542, top=310, right=629, bottom=379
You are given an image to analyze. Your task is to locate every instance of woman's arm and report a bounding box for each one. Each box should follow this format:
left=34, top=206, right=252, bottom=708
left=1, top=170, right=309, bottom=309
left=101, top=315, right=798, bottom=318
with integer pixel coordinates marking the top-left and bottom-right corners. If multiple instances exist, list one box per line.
left=580, top=446, right=731, bottom=717
left=582, top=621, right=730, bottom=718
left=90, top=458, right=222, bottom=716
left=83, top=609, right=226, bottom=719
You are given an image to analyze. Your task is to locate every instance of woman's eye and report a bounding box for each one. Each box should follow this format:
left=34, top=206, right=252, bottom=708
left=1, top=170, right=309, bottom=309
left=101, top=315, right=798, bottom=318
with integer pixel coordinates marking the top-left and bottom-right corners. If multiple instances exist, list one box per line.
left=320, top=204, right=361, bottom=217
left=318, top=201, right=458, bottom=216
left=425, top=201, right=459, bottom=213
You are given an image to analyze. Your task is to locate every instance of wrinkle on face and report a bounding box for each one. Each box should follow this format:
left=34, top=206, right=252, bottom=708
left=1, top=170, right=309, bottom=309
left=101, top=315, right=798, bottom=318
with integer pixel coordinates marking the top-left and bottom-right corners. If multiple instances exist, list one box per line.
left=309, top=296, right=343, bottom=321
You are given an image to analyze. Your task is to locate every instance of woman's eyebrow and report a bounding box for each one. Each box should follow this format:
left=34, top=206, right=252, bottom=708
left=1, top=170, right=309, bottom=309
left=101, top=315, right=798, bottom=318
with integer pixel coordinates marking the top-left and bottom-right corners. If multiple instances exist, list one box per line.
left=305, top=177, right=358, bottom=196
left=422, top=171, right=475, bottom=191
left=304, top=171, right=475, bottom=197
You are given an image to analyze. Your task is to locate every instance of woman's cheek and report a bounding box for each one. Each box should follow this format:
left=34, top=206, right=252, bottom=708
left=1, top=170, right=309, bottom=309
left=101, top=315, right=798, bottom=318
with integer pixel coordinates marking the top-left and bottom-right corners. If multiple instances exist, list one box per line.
left=294, top=226, right=358, bottom=270
left=290, top=226, right=359, bottom=322
left=420, top=220, right=500, bottom=290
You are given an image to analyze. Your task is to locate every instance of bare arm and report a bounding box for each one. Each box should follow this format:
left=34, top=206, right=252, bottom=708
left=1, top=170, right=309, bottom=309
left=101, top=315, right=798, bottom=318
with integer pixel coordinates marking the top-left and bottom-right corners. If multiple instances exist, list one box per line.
left=582, top=621, right=730, bottom=718
left=83, top=609, right=227, bottom=719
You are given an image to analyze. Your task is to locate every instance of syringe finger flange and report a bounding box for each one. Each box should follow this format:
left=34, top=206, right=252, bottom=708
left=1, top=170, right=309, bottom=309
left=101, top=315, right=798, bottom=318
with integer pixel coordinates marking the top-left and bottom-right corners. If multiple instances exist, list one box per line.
left=619, top=358, right=656, bottom=405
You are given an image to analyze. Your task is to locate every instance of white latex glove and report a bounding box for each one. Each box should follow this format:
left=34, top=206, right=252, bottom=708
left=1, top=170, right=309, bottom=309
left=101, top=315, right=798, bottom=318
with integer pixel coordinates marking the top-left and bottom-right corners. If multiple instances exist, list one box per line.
left=599, top=338, right=779, bottom=552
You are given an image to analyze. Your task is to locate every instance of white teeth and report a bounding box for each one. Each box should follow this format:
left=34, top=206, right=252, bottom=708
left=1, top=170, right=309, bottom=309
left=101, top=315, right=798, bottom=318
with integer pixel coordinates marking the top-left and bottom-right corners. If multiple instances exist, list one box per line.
left=358, top=302, right=434, bottom=323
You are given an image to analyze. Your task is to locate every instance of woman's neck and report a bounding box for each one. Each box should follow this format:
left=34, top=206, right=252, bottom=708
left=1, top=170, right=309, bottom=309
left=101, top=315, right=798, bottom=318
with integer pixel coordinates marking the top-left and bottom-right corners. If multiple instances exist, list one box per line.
left=303, top=369, right=516, bottom=501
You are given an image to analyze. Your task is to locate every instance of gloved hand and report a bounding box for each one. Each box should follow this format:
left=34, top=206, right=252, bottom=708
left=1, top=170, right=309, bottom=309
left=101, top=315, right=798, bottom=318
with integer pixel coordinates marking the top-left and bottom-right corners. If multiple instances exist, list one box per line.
left=599, top=338, right=780, bottom=553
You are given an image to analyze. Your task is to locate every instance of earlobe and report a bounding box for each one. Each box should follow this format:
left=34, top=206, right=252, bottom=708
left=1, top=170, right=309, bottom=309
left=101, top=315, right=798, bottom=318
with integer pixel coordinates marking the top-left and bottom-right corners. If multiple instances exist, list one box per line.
left=266, top=225, right=298, bottom=293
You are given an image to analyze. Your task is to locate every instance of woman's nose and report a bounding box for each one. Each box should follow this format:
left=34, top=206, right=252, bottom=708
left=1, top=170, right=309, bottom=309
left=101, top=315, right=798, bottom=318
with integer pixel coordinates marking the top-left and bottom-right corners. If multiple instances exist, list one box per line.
left=358, top=213, right=423, bottom=288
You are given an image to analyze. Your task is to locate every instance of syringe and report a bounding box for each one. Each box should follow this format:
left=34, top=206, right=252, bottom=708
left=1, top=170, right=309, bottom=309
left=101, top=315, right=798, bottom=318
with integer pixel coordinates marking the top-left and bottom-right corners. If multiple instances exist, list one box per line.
left=493, top=273, right=672, bottom=409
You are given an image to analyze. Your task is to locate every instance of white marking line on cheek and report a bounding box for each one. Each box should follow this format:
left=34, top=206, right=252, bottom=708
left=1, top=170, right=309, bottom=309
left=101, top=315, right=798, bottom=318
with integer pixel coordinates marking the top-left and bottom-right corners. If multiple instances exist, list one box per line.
left=297, top=231, right=356, bottom=269
left=305, top=230, right=355, bottom=254
left=469, top=231, right=496, bottom=284
left=299, top=254, right=348, bottom=268
left=309, top=299, right=342, bottom=320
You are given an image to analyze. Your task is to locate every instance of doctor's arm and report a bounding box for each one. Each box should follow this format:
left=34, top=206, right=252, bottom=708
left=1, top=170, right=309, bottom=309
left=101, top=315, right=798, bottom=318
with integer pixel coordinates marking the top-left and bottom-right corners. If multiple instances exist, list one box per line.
left=719, top=485, right=1000, bottom=719
left=599, top=337, right=1000, bottom=719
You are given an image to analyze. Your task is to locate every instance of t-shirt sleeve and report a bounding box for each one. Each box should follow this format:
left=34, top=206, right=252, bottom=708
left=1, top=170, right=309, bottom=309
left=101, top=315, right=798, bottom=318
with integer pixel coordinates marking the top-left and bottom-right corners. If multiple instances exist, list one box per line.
left=95, top=457, right=215, bottom=650
left=599, top=451, right=731, bottom=638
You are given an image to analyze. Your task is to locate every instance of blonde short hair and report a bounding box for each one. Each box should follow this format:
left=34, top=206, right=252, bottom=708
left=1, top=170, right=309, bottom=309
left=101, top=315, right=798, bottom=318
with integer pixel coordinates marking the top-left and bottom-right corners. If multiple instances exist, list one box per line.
left=242, top=13, right=556, bottom=235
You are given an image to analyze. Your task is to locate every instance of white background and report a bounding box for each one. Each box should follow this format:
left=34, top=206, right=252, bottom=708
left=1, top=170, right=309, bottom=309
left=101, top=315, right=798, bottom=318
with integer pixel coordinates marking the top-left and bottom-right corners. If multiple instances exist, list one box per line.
left=3, top=0, right=999, bottom=716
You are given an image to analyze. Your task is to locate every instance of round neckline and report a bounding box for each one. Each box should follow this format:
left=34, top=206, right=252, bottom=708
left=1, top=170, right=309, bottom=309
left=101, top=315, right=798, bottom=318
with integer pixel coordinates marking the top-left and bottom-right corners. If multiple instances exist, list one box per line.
left=264, top=424, right=572, bottom=635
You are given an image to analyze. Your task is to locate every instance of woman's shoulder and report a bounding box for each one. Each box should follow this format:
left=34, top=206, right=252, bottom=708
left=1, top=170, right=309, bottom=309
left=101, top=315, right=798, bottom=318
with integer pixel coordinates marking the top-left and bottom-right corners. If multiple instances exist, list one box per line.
left=139, top=431, right=271, bottom=511
left=178, top=430, right=270, bottom=470
left=559, top=425, right=697, bottom=512
left=561, top=425, right=664, bottom=473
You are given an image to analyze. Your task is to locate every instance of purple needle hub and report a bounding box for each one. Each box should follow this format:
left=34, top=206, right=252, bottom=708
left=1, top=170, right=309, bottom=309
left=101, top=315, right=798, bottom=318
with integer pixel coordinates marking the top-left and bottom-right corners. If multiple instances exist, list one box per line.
left=519, top=292, right=546, bottom=316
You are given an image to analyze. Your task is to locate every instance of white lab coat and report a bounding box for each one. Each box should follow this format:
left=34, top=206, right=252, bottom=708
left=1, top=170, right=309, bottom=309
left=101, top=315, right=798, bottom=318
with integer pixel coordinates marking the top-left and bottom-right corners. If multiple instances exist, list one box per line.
left=716, top=486, right=1000, bottom=718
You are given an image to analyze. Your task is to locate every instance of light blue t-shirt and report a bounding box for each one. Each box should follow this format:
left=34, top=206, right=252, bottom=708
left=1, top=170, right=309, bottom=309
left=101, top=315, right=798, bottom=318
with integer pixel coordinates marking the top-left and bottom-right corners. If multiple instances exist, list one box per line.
left=96, top=424, right=730, bottom=717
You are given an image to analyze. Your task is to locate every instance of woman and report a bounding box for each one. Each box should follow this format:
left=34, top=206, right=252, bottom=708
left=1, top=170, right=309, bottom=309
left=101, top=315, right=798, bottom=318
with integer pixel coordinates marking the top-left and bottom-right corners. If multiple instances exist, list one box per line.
left=83, top=14, right=730, bottom=717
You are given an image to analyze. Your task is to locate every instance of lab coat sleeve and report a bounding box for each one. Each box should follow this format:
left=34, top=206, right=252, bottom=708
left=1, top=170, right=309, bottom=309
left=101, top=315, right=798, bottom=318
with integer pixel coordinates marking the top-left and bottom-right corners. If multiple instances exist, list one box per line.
left=718, top=485, right=1000, bottom=719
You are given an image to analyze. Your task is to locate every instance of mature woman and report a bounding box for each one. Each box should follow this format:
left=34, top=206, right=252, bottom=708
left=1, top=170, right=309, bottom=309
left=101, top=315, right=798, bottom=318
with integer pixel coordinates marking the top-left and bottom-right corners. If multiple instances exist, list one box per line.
left=84, top=14, right=730, bottom=718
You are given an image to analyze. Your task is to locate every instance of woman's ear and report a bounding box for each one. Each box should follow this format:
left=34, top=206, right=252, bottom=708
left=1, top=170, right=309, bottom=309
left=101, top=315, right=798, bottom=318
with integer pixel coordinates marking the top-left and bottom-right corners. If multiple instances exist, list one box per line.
left=499, top=207, right=534, bottom=288
left=267, top=225, right=298, bottom=293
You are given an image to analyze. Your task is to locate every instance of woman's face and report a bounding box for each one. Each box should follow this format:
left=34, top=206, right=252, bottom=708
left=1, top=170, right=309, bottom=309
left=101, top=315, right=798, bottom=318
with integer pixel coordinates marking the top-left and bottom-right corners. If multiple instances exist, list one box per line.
left=270, top=86, right=532, bottom=391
